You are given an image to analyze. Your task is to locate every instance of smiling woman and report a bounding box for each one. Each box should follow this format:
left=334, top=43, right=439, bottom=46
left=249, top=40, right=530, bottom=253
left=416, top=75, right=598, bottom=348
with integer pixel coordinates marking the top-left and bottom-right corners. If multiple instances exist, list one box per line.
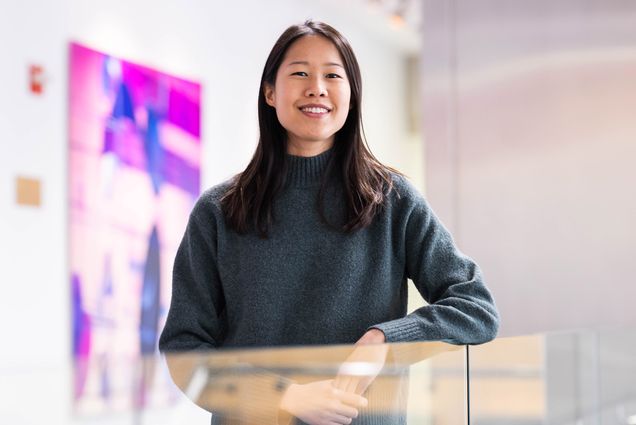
left=159, top=20, right=500, bottom=425
left=264, top=35, right=351, bottom=157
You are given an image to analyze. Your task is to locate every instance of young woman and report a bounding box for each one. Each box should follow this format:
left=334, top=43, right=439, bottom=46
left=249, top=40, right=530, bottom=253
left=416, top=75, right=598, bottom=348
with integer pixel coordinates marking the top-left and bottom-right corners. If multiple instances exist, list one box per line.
left=160, top=20, right=499, bottom=425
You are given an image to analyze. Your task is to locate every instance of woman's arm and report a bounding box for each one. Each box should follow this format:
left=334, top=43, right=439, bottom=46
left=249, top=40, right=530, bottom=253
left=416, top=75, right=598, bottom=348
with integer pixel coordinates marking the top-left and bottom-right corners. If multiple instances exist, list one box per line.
left=373, top=183, right=500, bottom=346
left=159, top=202, right=225, bottom=352
left=160, top=199, right=292, bottom=423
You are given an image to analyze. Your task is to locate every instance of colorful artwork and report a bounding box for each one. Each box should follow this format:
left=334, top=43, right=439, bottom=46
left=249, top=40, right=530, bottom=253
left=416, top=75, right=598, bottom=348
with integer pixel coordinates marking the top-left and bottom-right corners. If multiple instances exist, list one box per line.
left=69, top=42, right=201, bottom=413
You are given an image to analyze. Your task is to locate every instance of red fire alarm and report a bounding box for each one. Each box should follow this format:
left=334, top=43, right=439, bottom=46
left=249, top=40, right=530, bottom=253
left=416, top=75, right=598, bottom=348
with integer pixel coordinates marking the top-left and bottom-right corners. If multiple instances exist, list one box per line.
left=29, top=65, right=44, bottom=95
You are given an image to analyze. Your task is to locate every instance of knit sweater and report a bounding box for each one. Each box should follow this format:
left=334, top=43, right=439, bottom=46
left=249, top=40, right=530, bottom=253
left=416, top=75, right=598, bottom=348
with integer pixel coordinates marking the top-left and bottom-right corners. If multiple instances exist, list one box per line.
left=159, top=147, right=499, bottom=424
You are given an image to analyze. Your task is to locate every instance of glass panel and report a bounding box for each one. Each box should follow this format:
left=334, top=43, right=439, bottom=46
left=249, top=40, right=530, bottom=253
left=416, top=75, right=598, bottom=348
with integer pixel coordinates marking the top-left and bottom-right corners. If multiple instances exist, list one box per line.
left=0, top=341, right=467, bottom=424
left=469, top=334, right=546, bottom=425
left=469, top=328, right=636, bottom=425
left=598, top=328, right=636, bottom=425
left=166, top=341, right=467, bottom=424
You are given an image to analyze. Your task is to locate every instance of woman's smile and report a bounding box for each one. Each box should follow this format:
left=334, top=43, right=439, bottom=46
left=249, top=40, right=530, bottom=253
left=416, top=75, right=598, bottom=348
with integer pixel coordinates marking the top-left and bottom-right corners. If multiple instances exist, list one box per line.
left=298, top=103, right=332, bottom=118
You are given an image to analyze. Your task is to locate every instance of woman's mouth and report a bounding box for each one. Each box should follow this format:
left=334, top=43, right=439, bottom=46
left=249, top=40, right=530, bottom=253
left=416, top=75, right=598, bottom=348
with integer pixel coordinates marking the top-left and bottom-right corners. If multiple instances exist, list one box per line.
left=299, top=105, right=331, bottom=117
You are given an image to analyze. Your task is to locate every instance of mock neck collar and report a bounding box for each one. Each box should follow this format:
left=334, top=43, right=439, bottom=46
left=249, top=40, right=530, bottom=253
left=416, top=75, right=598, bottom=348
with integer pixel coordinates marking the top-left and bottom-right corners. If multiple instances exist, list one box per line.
left=286, top=147, right=334, bottom=187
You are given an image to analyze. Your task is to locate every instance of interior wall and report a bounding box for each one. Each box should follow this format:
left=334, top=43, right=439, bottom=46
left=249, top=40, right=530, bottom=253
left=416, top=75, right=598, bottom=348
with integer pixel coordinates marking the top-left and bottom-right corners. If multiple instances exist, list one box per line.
left=0, top=0, right=422, bottom=367
left=421, top=0, right=636, bottom=336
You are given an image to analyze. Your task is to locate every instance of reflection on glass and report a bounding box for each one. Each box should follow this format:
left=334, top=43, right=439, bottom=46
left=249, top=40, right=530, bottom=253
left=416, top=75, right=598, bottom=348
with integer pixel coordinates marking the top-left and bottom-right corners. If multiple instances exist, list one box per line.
left=4, top=329, right=634, bottom=424
left=470, top=329, right=636, bottom=425
left=469, top=335, right=545, bottom=424
left=164, top=341, right=465, bottom=424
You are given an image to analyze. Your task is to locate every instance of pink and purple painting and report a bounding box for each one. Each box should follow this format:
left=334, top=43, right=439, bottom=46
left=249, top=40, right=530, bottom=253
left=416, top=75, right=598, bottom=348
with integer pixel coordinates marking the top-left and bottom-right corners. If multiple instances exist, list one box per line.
left=69, top=42, right=201, bottom=412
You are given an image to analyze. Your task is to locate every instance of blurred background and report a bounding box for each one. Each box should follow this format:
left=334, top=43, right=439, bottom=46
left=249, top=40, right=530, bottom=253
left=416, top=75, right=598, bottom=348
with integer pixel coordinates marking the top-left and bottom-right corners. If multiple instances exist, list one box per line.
left=1, top=0, right=635, bottom=424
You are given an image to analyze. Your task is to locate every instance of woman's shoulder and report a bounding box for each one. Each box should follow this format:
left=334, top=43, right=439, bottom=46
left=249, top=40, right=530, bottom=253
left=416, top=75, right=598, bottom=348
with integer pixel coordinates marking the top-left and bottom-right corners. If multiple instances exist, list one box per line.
left=191, top=177, right=235, bottom=219
left=386, top=171, right=426, bottom=205
left=200, top=178, right=234, bottom=204
left=383, top=171, right=439, bottom=225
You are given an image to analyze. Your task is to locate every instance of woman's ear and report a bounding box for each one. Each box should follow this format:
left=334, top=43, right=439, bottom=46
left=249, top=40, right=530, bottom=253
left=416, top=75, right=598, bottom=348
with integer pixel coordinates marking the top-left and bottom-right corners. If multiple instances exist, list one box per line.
left=264, top=83, right=276, bottom=107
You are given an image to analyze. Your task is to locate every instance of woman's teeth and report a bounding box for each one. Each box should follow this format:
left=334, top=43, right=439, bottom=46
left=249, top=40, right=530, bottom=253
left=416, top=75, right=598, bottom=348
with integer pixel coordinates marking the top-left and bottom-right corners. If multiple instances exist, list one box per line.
left=301, top=107, right=329, bottom=113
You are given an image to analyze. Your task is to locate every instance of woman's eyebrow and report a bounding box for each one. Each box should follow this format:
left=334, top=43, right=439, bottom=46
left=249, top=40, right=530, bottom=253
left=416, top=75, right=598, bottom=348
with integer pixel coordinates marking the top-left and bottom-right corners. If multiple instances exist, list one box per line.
left=286, top=60, right=344, bottom=68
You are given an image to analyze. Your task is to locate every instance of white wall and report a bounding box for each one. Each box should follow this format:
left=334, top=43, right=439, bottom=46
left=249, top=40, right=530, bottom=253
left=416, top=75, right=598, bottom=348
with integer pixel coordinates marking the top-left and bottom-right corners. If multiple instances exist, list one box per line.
left=0, top=0, right=421, bottom=369
left=421, top=0, right=636, bottom=336
left=0, top=0, right=71, bottom=370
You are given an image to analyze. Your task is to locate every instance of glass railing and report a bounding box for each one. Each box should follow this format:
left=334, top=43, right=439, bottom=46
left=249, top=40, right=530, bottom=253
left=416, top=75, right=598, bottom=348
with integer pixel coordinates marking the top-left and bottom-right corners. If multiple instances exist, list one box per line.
left=0, top=340, right=466, bottom=424
left=1, top=329, right=634, bottom=424
left=164, top=341, right=465, bottom=424
left=469, top=327, right=636, bottom=425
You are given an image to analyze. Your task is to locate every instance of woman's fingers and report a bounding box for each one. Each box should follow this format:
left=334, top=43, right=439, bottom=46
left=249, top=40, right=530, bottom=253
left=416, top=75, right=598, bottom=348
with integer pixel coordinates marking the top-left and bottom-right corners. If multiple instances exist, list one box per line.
left=325, top=413, right=354, bottom=424
left=333, top=387, right=368, bottom=409
left=280, top=379, right=368, bottom=425
left=330, top=401, right=359, bottom=419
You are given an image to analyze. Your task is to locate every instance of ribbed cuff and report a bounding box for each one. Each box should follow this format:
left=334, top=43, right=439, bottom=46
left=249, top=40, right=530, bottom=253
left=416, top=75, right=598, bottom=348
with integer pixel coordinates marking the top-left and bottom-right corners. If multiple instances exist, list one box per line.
left=368, top=321, right=463, bottom=367
left=370, top=316, right=424, bottom=343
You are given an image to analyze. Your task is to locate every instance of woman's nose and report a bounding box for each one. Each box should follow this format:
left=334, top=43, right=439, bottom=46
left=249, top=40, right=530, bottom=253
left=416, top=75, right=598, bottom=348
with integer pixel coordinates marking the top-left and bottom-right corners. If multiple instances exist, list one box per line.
left=304, top=77, right=327, bottom=97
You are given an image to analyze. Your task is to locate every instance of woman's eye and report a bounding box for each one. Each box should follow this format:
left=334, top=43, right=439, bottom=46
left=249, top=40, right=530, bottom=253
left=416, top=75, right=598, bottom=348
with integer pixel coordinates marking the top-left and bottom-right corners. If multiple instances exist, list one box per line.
left=292, top=71, right=308, bottom=77
left=326, top=73, right=342, bottom=79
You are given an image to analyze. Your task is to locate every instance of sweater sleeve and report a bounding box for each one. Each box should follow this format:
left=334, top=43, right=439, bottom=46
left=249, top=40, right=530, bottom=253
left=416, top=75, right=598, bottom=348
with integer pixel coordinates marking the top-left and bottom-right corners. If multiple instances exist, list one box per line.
left=159, top=195, right=293, bottom=424
left=159, top=197, right=226, bottom=352
left=372, top=184, right=500, bottom=346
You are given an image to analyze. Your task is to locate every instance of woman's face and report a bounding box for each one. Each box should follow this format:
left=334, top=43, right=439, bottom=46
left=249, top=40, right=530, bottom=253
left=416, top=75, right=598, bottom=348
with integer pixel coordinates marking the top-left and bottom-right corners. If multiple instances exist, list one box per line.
left=265, top=35, right=352, bottom=156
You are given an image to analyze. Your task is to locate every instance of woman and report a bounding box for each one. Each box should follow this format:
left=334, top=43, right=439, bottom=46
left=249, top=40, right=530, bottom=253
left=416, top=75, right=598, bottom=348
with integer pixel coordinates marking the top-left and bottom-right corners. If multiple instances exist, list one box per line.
left=160, top=20, right=499, bottom=425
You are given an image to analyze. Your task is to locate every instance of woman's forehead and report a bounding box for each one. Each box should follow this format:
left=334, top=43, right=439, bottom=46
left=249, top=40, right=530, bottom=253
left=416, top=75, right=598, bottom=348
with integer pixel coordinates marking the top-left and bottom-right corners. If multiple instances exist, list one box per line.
left=282, top=35, right=344, bottom=65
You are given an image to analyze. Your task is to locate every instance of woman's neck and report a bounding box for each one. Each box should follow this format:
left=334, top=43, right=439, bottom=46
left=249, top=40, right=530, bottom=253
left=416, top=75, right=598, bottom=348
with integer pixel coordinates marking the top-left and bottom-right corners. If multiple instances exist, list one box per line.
left=286, top=138, right=334, bottom=157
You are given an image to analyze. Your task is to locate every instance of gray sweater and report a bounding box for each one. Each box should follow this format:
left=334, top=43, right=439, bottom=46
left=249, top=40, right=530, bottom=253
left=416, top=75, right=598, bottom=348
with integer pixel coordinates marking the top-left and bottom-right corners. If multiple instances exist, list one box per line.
left=159, top=148, right=499, bottom=424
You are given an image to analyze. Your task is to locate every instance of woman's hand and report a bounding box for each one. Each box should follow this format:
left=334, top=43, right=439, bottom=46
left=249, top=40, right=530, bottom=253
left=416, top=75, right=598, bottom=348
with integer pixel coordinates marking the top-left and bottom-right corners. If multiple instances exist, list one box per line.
left=333, top=329, right=388, bottom=395
left=279, top=379, right=367, bottom=425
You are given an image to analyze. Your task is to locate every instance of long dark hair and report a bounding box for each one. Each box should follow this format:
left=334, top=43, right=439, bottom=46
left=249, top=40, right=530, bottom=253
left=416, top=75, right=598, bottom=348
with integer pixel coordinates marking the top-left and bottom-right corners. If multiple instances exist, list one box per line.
left=221, top=20, right=398, bottom=237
